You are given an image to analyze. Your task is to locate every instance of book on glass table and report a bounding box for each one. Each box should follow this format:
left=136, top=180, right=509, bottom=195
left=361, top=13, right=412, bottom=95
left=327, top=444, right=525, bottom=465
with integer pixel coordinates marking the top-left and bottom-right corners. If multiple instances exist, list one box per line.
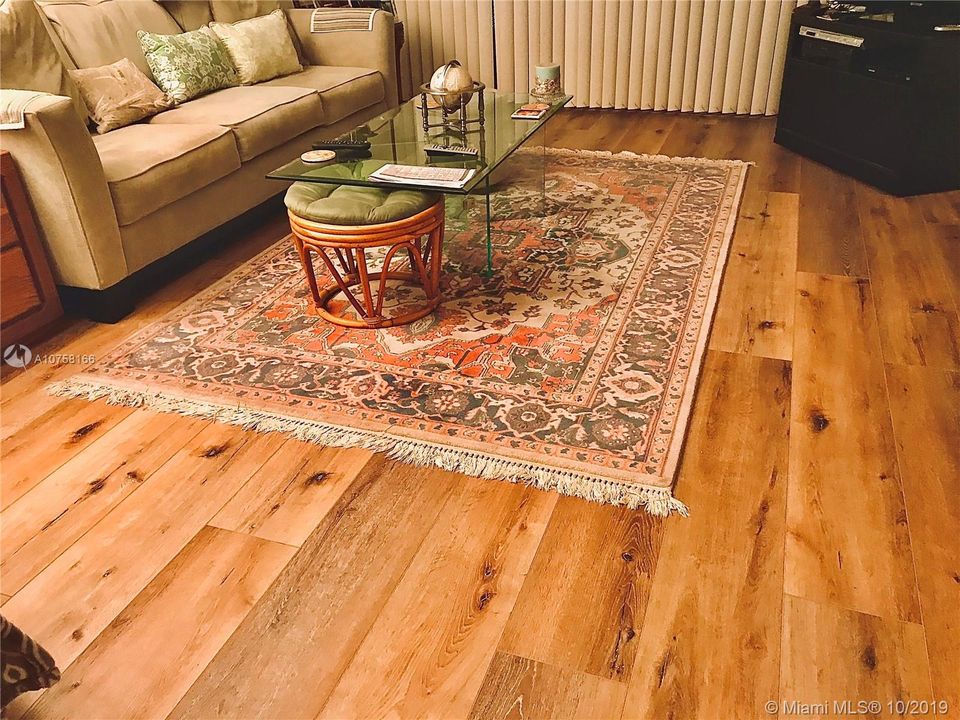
left=511, top=102, right=550, bottom=120
left=368, top=164, right=476, bottom=190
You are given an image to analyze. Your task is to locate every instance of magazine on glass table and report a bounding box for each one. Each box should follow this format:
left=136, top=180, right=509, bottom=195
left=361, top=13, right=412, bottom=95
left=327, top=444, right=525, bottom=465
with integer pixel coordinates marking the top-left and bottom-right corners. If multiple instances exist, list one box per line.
left=368, top=164, right=476, bottom=190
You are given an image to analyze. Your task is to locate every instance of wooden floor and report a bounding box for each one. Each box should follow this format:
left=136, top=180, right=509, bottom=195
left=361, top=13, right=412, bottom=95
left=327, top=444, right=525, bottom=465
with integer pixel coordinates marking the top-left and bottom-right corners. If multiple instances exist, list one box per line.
left=1, top=110, right=957, bottom=720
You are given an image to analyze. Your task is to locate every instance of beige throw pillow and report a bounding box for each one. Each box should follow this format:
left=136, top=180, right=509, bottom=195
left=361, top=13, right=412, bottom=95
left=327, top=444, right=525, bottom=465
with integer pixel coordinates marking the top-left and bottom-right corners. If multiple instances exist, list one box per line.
left=69, top=58, right=172, bottom=134
left=209, top=10, right=301, bottom=85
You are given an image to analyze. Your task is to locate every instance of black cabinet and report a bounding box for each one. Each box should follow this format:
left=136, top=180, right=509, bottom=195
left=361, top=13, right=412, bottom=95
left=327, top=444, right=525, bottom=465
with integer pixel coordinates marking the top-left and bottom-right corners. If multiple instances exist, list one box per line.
left=775, top=3, right=960, bottom=195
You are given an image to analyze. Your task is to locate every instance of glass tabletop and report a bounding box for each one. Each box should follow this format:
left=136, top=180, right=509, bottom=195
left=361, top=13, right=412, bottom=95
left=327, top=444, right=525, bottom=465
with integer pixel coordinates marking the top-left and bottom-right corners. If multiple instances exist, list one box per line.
left=267, top=90, right=573, bottom=195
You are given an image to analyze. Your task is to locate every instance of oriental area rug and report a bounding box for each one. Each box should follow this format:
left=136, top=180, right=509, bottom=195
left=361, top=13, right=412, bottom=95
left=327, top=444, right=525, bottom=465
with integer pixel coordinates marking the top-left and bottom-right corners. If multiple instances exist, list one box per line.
left=52, top=150, right=748, bottom=516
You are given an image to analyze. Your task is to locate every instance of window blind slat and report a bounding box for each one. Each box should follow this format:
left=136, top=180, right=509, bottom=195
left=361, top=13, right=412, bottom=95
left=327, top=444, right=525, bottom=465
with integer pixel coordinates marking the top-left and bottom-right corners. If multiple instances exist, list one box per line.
left=398, top=0, right=793, bottom=115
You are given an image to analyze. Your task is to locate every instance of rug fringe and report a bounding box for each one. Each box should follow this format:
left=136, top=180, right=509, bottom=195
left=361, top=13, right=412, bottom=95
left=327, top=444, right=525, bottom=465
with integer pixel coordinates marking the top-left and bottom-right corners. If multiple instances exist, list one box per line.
left=544, top=146, right=755, bottom=168
left=47, top=379, right=689, bottom=518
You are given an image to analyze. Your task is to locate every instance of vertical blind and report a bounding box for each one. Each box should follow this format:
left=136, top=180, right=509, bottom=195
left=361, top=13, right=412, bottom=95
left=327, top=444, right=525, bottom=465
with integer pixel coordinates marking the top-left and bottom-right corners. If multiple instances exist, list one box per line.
left=395, top=0, right=797, bottom=116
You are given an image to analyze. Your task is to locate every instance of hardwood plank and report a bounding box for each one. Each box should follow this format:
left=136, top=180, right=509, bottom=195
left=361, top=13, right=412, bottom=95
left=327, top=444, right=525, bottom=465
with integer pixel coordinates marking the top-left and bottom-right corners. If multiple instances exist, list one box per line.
left=0, top=425, right=284, bottom=669
left=925, top=223, right=959, bottom=304
left=0, top=326, right=147, bottom=434
left=498, top=497, right=662, bottom=683
left=467, top=652, right=628, bottom=720
left=698, top=115, right=767, bottom=162
left=16, top=527, right=294, bottom=720
left=622, top=350, right=790, bottom=720
left=317, top=479, right=557, bottom=720
left=618, top=112, right=677, bottom=156
left=658, top=115, right=718, bottom=159
left=916, top=190, right=960, bottom=225
left=885, top=365, right=960, bottom=712
left=741, top=121, right=801, bottom=194
left=0, top=321, right=95, bottom=409
left=0, top=399, right=134, bottom=510
left=710, top=191, right=799, bottom=360
left=0, top=411, right=207, bottom=595
left=209, top=441, right=372, bottom=547
left=786, top=273, right=920, bottom=622
left=169, top=456, right=456, bottom=720
left=579, top=111, right=630, bottom=152
left=857, top=185, right=960, bottom=370
left=780, top=594, right=932, bottom=718
left=797, top=159, right=869, bottom=277
left=550, top=109, right=628, bottom=152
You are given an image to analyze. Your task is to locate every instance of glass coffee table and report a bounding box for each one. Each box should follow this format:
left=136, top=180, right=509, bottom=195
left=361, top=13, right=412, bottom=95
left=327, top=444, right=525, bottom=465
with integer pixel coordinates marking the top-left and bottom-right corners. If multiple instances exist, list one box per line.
left=268, top=90, right=573, bottom=273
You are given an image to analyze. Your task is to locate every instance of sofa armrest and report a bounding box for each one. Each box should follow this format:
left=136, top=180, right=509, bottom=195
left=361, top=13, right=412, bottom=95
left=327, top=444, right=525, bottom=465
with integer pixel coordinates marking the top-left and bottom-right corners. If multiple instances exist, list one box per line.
left=0, top=93, right=127, bottom=290
left=287, top=8, right=398, bottom=108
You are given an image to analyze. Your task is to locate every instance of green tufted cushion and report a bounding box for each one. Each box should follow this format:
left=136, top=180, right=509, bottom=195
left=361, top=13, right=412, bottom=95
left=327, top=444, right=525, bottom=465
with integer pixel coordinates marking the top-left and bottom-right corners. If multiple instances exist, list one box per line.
left=285, top=183, right=440, bottom=226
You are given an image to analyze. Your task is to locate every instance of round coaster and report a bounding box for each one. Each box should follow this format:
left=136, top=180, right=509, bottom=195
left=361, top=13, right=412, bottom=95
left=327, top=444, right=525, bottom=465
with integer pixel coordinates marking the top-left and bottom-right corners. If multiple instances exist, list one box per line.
left=301, top=149, right=337, bottom=163
left=527, top=102, right=550, bottom=111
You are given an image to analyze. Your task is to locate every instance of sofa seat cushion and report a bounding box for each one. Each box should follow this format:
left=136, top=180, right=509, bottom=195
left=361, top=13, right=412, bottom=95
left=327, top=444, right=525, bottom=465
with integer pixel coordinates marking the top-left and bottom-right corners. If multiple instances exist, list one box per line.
left=285, top=183, right=440, bottom=226
left=149, top=86, right=322, bottom=161
left=261, top=66, right=384, bottom=126
left=94, top=124, right=240, bottom=225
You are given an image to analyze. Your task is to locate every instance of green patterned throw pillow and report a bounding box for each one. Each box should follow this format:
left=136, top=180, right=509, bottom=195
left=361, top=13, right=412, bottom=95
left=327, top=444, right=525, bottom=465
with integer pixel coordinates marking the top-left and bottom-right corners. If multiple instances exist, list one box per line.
left=138, top=27, right=237, bottom=104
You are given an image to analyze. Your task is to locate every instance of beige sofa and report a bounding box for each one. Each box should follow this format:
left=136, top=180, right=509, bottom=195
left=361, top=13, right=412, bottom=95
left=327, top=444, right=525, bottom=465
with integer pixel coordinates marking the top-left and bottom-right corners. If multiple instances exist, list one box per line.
left=0, top=0, right=398, bottom=320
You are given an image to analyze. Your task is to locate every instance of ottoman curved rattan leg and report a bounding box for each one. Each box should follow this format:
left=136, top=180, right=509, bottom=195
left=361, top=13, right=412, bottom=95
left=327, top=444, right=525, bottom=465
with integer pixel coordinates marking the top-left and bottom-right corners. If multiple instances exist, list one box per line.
left=289, top=198, right=445, bottom=329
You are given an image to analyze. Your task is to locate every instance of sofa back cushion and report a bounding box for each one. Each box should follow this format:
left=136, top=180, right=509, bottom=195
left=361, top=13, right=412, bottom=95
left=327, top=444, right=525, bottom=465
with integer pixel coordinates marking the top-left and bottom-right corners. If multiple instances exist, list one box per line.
left=1, top=0, right=61, bottom=92
left=208, top=1, right=292, bottom=24
left=39, top=0, right=181, bottom=78
left=158, top=0, right=213, bottom=31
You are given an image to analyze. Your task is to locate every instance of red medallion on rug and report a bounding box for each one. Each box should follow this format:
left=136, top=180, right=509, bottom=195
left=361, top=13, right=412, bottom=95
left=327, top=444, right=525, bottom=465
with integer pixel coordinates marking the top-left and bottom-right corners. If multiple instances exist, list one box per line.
left=53, top=150, right=748, bottom=515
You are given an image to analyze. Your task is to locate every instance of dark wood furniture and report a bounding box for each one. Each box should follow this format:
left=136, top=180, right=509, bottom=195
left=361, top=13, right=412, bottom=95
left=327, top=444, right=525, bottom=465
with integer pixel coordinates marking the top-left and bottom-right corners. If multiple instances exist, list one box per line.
left=1, top=151, right=62, bottom=346
left=775, top=2, right=960, bottom=195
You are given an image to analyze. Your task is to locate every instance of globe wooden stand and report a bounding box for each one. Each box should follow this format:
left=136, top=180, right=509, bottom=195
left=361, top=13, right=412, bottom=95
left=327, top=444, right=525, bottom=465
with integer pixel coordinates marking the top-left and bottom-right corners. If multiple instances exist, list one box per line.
left=419, top=81, right=486, bottom=134
left=288, top=199, right=445, bottom=329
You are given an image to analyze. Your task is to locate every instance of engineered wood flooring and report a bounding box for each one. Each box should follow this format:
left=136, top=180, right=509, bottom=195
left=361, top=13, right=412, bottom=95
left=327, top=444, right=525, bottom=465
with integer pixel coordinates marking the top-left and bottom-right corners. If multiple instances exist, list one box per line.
left=2, top=111, right=957, bottom=719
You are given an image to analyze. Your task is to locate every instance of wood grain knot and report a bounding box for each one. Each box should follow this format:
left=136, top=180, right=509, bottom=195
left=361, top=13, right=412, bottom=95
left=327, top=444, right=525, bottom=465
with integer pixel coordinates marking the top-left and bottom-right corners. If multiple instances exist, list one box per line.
left=85, top=478, right=107, bottom=496
left=809, top=410, right=830, bottom=433
left=199, top=443, right=230, bottom=458
left=70, top=421, right=103, bottom=443
left=656, top=651, right=671, bottom=687
left=476, top=589, right=495, bottom=611
left=304, top=471, right=330, bottom=486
